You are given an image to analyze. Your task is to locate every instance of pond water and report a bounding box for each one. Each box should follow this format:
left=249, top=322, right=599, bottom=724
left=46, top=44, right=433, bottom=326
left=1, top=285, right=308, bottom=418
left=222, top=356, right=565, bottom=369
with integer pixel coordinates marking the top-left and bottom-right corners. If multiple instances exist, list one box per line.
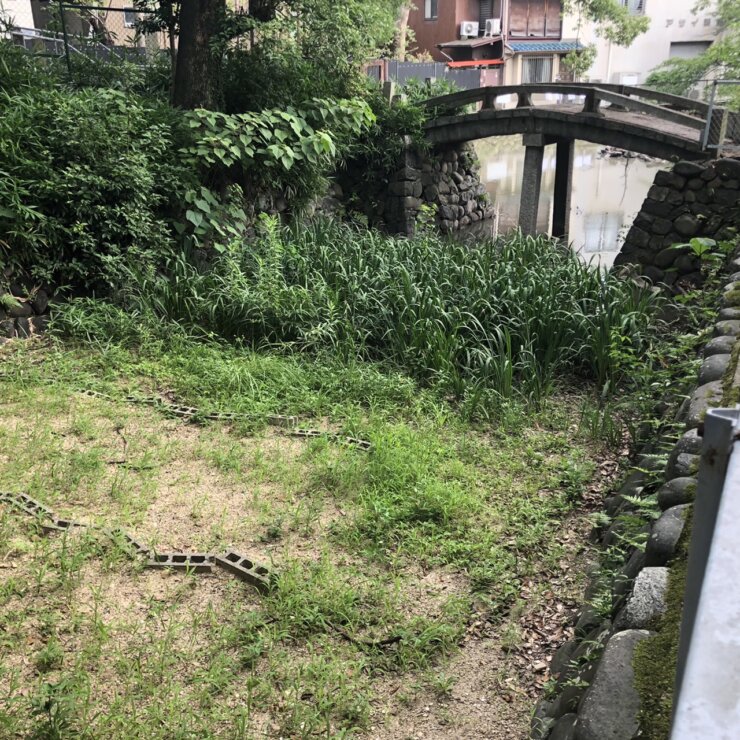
left=472, top=136, right=664, bottom=267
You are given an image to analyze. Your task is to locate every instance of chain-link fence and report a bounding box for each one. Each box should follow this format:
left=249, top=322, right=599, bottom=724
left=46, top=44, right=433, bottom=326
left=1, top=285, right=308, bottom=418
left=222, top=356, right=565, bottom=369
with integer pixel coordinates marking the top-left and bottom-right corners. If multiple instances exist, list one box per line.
left=702, top=80, right=740, bottom=157
left=9, top=3, right=170, bottom=76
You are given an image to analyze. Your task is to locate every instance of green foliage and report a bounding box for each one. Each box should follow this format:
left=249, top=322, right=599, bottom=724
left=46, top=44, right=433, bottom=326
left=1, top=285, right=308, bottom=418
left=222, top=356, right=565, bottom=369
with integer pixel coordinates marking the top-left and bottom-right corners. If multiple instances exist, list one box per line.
left=0, top=85, right=189, bottom=288
left=114, top=218, right=661, bottom=414
left=647, top=0, right=739, bottom=99
left=181, top=98, right=374, bottom=209
left=563, top=0, right=650, bottom=45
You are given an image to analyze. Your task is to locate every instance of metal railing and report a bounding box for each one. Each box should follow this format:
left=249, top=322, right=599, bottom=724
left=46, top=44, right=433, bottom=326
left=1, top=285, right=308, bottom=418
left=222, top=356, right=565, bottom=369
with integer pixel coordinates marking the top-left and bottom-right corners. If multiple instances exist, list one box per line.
left=701, top=80, right=740, bottom=156
left=671, top=406, right=740, bottom=737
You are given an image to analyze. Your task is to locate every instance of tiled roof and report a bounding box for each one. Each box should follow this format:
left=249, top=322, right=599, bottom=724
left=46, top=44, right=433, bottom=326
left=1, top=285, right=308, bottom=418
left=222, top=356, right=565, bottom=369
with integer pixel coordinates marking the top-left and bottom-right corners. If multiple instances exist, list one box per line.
left=507, top=40, right=584, bottom=53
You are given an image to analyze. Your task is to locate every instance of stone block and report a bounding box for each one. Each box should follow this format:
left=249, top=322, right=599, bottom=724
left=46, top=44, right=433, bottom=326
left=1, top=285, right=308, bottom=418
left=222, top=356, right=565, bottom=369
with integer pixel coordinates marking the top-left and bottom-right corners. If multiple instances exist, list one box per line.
left=653, top=246, right=680, bottom=269
left=574, top=630, right=652, bottom=740
left=685, top=380, right=723, bottom=428
left=657, top=477, right=697, bottom=510
left=698, top=353, right=731, bottom=384
left=703, top=335, right=736, bottom=356
left=675, top=254, right=699, bottom=274
left=613, top=567, right=669, bottom=631
left=30, top=289, right=49, bottom=315
left=714, top=320, right=740, bottom=337
left=654, top=170, right=686, bottom=190
left=686, top=177, right=705, bottom=190
left=551, top=639, right=579, bottom=678
left=550, top=714, right=577, bottom=740
left=665, top=429, right=702, bottom=480
left=648, top=185, right=670, bottom=202
left=715, top=158, right=740, bottom=180
left=146, top=553, right=215, bottom=573
left=674, top=161, right=705, bottom=177
left=214, top=551, right=271, bottom=592
left=674, top=213, right=700, bottom=237
left=718, top=308, right=740, bottom=321
left=612, top=549, right=647, bottom=607
left=642, top=200, right=676, bottom=218
left=7, top=302, right=32, bottom=319
left=652, top=217, right=673, bottom=236
left=14, top=318, right=31, bottom=338
left=645, top=505, right=689, bottom=566
left=700, top=165, right=717, bottom=181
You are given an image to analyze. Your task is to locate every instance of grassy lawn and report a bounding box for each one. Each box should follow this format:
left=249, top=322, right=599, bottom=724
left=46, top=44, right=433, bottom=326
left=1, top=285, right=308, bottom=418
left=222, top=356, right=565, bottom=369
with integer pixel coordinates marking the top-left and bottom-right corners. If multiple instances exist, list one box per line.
left=0, top=335, right=608, bottom=739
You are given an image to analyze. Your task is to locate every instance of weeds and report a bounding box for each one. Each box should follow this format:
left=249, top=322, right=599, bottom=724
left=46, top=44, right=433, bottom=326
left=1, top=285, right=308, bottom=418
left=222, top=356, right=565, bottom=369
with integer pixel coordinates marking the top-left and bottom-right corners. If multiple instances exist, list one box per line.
left=82, top=218, right=662, bottom=414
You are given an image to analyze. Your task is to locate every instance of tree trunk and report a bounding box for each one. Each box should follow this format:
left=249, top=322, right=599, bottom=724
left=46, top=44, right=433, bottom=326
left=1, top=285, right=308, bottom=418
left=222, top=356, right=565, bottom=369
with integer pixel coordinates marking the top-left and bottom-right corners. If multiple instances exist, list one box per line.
left=172, top=0, right=224, bottom=109
left=391, top=4, right=411, bottom=60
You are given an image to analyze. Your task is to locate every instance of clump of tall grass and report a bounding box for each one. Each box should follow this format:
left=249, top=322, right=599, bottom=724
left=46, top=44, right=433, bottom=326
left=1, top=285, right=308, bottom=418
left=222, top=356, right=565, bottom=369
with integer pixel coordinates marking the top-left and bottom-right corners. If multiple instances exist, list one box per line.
left=112, top=217, right=661, bottom=413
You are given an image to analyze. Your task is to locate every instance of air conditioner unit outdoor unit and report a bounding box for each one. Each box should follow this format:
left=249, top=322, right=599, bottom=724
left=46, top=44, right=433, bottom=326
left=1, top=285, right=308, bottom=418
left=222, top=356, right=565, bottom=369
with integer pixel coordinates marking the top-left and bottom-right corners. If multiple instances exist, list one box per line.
left=460, top=21, right=479, bottom=38
left=485, top=18, right=502, bottom=36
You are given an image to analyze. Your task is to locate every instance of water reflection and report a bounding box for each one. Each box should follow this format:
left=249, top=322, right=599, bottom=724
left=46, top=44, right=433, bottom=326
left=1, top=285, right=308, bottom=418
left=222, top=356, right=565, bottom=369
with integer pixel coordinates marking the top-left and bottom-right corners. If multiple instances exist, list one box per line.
left=472, top=136, right=663, bottom=267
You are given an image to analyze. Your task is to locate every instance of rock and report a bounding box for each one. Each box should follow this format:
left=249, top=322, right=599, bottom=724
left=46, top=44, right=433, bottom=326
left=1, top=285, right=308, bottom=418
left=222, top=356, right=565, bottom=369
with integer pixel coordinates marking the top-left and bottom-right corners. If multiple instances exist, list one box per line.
left=675, top=254, right=698, bottom=274
left=685, top=380, right=723, bottom=428
left=30, top=289, right=49, bottom=314
left=575, top=605, right=604, bottom=638
left=0, top=319, right=15, bottom=338
left=698, top=353, right=731, bottom=384
left=654, top=171, right=686, bottom=190
left=674, top=213, right=700, bottom=237
left=657, top=477, right=697, bottom=510
left=551, top=640, right=579, bottom=678
left=31, top=315, right=50, bottom=334
left=574, top=630, right=652, bottom=740
left=665, top=452, right=699, bottom=480
left=715, top=158, right=740, bottom=180
left=643, top=266, right=664, bottom=284
left=674, top=161, right=705, bottom=177
left=6, top=301, right=32, bottom=319
left=14, top=317, right=31, bottom=338
left=550, top=714, right=577, bottom=740
left=612, top=549, right=647, bottom=607
left=714, top=320, right=740, bottom=337
left=531, top=699, right=555, bottom=740
left=704, top=335, right=736, bottom=356
left=451, top=171, right=464, bottom=185
left=645, top=505, right=689, bottom=566
left=613, top=567, right=669, bottom=631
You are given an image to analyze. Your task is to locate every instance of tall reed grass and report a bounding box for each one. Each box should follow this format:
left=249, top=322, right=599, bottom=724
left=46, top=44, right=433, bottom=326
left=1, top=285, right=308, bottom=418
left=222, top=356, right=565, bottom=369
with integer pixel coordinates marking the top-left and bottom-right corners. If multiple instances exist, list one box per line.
left=117, top=218, right=661, bottom=413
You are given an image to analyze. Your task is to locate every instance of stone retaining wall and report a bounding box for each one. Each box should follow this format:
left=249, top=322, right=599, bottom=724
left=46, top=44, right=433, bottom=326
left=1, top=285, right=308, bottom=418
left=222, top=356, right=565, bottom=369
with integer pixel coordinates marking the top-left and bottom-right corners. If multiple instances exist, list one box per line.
left=340, top=140, right=494, bottom=237
left=0, top=286, right=51, bottom=343
left=615, top=158, right=740, bottom=287
left=531, top=251, right=740, bottom=739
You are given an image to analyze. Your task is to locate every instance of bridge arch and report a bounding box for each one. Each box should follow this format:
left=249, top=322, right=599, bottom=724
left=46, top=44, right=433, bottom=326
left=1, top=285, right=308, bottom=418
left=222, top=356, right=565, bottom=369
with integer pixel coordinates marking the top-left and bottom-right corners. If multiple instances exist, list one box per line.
left=421, top=84, right=719, bottom=237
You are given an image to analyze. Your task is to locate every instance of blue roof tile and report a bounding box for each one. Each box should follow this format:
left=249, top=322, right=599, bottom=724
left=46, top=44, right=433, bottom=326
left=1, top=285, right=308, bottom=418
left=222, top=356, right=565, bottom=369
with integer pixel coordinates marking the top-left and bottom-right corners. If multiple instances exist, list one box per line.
left=508, top=41, right=584, bottom=53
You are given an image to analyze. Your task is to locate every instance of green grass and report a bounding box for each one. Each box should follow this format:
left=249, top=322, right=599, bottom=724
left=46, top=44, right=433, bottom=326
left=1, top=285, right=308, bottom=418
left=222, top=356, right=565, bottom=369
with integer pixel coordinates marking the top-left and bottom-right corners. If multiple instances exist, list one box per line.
left=0, top=334, right=602, bottom=737
left=69, top=218, right=662, bottom=414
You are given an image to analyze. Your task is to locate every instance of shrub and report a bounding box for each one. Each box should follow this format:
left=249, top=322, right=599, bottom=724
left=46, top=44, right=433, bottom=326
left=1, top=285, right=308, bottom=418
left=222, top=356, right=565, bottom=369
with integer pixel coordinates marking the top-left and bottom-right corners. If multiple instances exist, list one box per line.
left=0, top=86, right=191, bottom=289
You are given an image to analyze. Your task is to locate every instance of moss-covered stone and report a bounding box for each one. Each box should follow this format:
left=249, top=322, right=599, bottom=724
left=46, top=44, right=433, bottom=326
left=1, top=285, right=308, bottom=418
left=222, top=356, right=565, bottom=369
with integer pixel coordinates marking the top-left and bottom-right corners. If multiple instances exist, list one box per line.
left=632, top=521, right=691, bottom=739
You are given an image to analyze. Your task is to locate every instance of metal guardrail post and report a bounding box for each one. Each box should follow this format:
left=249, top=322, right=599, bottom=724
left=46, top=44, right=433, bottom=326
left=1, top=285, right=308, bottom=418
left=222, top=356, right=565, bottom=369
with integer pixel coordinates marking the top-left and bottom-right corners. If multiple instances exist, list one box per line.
left=671, top=407, right=740, bottom=737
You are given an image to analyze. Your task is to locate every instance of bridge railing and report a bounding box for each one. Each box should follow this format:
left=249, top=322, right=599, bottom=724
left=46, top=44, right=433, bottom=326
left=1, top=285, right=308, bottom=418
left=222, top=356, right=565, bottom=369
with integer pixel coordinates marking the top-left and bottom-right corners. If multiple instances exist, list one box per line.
left=422, top=83, right=718, bottom=147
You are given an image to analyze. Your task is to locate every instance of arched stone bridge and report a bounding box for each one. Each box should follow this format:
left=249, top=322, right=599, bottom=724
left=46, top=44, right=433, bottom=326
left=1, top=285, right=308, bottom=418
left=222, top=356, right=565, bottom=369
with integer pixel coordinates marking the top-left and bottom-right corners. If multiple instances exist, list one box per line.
left=421, top=83, right=723, bottom=237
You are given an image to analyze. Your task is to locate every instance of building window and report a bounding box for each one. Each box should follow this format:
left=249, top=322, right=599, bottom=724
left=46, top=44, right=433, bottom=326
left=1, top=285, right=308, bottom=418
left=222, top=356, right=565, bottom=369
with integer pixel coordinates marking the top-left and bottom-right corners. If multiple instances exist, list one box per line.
left=522, top=55, right=553, bottom=84
left=425, top=0, right=438, bottom=20
left=124, top=10, right=138, bottom=28
left=620, top=0, right=644, bottom=15
left=669, top=41, right=712, bottom=59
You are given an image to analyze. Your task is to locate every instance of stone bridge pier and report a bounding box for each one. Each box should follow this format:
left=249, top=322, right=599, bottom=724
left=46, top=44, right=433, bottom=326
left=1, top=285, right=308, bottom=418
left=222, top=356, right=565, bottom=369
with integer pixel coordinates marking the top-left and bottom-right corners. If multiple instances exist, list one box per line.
left=519, top=134, right=574, bottom=240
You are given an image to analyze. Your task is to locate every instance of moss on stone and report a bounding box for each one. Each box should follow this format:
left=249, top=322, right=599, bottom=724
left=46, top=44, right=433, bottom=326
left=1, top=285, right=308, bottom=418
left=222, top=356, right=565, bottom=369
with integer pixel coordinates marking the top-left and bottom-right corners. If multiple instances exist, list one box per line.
left=632, top=519, right=691, bottom=739
left=721, top=338, right=740, bottom=405
left=723, top=288, right=740, bottom=307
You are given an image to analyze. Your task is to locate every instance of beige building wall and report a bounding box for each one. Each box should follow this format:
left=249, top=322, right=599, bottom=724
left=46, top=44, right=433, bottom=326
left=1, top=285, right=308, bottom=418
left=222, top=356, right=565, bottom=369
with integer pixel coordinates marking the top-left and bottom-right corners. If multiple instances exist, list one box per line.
left=0, top=0, right=34, bottom=27
left=562, top=0, right=720, bottom=85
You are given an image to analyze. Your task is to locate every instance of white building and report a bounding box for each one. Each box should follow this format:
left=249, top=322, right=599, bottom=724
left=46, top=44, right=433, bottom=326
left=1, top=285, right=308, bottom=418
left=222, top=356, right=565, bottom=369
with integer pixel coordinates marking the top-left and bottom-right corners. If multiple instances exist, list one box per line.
left=0, top=0, right=34, bottom=29
left=562, top=0, right=721, bottom=86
